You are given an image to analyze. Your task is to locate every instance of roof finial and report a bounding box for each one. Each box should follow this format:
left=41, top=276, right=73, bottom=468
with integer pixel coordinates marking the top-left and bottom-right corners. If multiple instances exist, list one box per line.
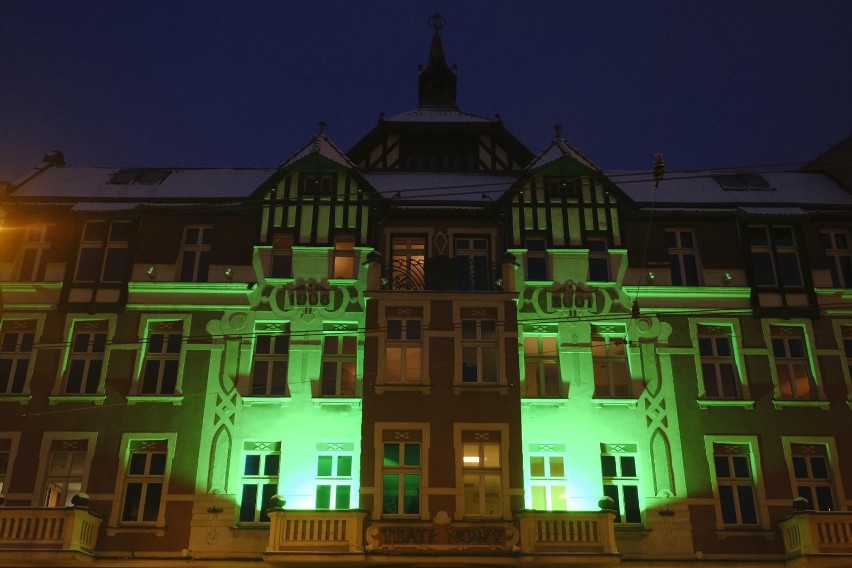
left=318, top=120, right=327, bottom=134
left=554, top=124, right=562, bottom=139
left=427, top=12, right=446, bottom=35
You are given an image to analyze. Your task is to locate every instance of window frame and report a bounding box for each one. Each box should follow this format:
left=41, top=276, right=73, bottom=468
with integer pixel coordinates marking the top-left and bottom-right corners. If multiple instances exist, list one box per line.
left=459, top=310, right=500, bottom=386
left=388, top=235, right=427, bottom=291
left=315, top=447, right=354, bottom=511
left=381, top=433, right=422, bottom=517
left=35, top=432, right=97, bottom=508
left=319, top=329, right=358, bottom=398
left=132, top=315, right=190, bottom=399
left=0, top=433, right=22, bottom=497
left=54, top=317, right=117, bottom=398
left=457, top=427, right=506, bottom=520
left=600, top=443, right=642, bottom=525
left=14, top=223, right=54, bottom=282
left=383, top=313, right=423, bottom=385
left=704, top=436, right=770, bottom=531
left=781, top=437, right=846, bottom=513
left=330, top=235, right=357, bottom=280
left=591, top=327, right=632, bottom=399
left=820, top=229, right=851, bottom=288
left=522, top=329, right=561, bottom=398
left=0, top=318, right=41, bottom=396
left=690, top=320, right=751, bottom=404
left=765, top=322, right=822, bottom=402
left=110, top=433, right=176, bottom=534
left=177, top=225, right=214, bottom=283
left=747, top=225, right=803, bottom=289
left=239, top=441, right=281, bottom=524
left=73, top=219, right=132, bottom=284
left=248, top=323, right=290, bottom=397
left=664, top=228, right=702, bottom=286
left=527, top=444, right=568, bottom=511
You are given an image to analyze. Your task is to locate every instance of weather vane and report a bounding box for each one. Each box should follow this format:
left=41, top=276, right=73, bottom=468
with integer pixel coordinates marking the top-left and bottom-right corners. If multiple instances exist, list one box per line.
left=427, top=13, right=446, bottom=34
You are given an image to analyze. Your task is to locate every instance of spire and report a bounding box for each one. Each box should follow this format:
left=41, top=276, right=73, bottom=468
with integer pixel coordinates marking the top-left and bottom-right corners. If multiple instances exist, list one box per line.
left=418, top=13, right=457, bottom=108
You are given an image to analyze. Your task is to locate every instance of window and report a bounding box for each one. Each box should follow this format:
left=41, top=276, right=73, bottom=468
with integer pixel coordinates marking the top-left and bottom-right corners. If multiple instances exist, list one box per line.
left=316, top=451, right=352, bottom=510
left=544, top=178, right=579, bottom=200
left=523, top=332, right=560, bottom=397
left=698, top=325, right=740, bottom=399
left=74, top=220, right=131, bottom=283
left=592, top=329, right=631, bottom=398
left=665, top=229, right=701, bottom=286
left=713, top=174, right=773, bottom=191
left=843, top=327, right=852, bottom=380
left=790, top=444, right=835, bottom=511
left=16, top=224, right=54, bottom=281
left=385, top=314, right=422, bottom=384
left=821, top=230, right=851, bottom=288
left=43, top=439, right=88, bottom=507
left=771, top=326, right=816, bottom=400
left=302, top=173, right=334, bottom=195
left=178, top=226, right=213, bottom=282
left=389, top=236, right=426, bottom=291
left=587, top=237, right=609, bottom=282
left=525, top=237, right=549, bottom=281
left=321, top=333, right=357, bottom=397
left=332, top=236, right=356, bottom=279
left=601, top=444, right=641, bottom=524
left=460, top=310, right=498, bottom=384
left=382, top=436, right=420, bottom=515
left=748, top=226, right=802, bottom=288
left=0, top=438, right=14, bottom=495
left=712, top=443, right=758, bottom=526
left=65, top=321, right=107, bottom=395
left=240, top=442, right=280, bottom=523
left=251, top=325, right=290, bottom=396
left=528, top=446, right=568, bottom=511
left=108, top=168, right=170, bottom=185
left=455, top=236, right=492, bottom=291
left=0, top=320, right=35, bottom=395
left=121, top=439, right=168, bottom=524
left=462, top=433, right=502, bottom=518
left=140, top=322, right=182, bottom=395
left=270, top=233, right=294, bottom=279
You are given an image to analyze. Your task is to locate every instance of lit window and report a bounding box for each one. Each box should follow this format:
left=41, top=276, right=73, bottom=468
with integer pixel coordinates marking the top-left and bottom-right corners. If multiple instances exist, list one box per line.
left=121, top=439, right=168, bottom=524
left=251, top=325, right=290, bottom=396
left=455, top=236, right=492, bottom=291
left=316, top=452, right=352, bottom=510
left=525, top=237, right=549, bottom=281
left=65, top=321, right=108, bottom=395
left=698, top=325, right=740, bottom=399
left=601, top=444, right=641, bottom=524
left=462, top=434, right=502, bottom=518
left=771, top=326, right=816, bottom=400
left=460, top=310, right=498, bottom=384
left=178, top=226, right=213, bottom=282
left=389, top=236, right=426, bottom=291
left=790, top=444, right=835, bottom=511
left=529, top=448, right=568, bottom=511
left=523, top=333, right=560, bottom=397
left=385, top=315, right=422, bottom=384
left=332, top=236, right=356, bottom=279
left=382, top=436, right=420, bottom=515
left=74, top=220, right=131, bottom=283
left=321, top=333, right=357, bottom=397
left=820, top=230, right=851, bottom=288
left=748, top=226, right=802, bottom=288
left=0, top=320, right=35, bottom=395
left=586, top=237, right=609, bottom=282
left=140, top=322, right=182, bottom=395
left=712, top=443, right=758, bottom=526
left=16, top=224, right=54, bottom=282
left=592, top=329, right=631, bottom=398
left=270, top=233, right=294, bottom=279
left=43, top=439, right=89, bottom=507
left=240, top=442, right=280, bottom=523
left=665, top=229, right=701, bottom=286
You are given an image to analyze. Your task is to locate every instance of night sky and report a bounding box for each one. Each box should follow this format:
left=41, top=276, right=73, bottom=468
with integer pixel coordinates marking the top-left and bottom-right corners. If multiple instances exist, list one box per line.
left=2, top=1, right=851, bottom=182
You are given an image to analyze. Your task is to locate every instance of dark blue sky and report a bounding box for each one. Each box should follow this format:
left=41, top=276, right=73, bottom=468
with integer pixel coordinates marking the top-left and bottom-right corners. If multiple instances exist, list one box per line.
left=2, top=1, right=851, bottom=182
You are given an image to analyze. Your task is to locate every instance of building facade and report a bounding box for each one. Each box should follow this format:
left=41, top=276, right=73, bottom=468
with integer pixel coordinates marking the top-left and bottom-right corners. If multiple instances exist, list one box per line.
left=0, top=21, right=850, bottom=568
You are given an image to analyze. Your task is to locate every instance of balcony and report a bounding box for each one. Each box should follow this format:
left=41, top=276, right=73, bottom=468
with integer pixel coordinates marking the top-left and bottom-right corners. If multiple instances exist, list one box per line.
left=265, top=509, right=366, bottom=560
left=0, top=506, right=101, bottom=561
left=781, top=510, right=852, bottom=559
left=384, top=257, right=501, bottom=292
left=517, top=510, right=619, bottom=558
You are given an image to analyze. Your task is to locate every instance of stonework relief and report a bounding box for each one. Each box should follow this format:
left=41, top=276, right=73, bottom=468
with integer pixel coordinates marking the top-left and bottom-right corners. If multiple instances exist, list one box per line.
left=519, top=280, right=612, bottom=319
left=249, top=278, right=363, bottom=321
left=365, top=510, right=519, bottom=552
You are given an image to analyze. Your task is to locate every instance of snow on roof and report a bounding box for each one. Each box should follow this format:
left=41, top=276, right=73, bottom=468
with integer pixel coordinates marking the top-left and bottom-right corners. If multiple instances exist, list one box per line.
left=363, top=172, right=517, bottom=201
left=280, top=131, right=357, bottom=169
left=611, top=170, right=852, bottom=207
left=11, top=167, right=275, bottom=201
left=382, top=107, right=497, bottom=124
left=528, top=137, right=600, bottom=172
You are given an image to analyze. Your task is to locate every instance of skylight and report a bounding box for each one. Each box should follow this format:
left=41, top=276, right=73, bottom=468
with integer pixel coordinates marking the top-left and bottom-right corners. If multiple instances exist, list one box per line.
left=108, top=169, right=171, bottom=185
left=713, top=173, right=773, bottom=191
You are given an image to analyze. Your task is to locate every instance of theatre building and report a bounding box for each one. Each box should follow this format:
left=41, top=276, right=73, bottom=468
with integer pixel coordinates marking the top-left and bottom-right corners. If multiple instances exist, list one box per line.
left=0, top=17, right=850, bottom=568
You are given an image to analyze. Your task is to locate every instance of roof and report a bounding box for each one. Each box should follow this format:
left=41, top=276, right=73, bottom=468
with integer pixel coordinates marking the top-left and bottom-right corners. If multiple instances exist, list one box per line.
left=527, top=136, right=601, bottom=172
left=281, top=128, right=357, bottom=169
left=382, top=107, right=498, bottom=124
left=10, top=166, right=275, bottom=202
left=612, top=170, right=852, bottom=207
left=363, top=172, right=517, bottom=201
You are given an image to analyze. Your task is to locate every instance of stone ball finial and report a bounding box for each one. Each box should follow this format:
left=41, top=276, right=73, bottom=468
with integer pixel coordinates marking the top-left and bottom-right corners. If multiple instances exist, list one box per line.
left=792, top=496, right=812, bottom=512
left=598, top=496, right=616, bottom=511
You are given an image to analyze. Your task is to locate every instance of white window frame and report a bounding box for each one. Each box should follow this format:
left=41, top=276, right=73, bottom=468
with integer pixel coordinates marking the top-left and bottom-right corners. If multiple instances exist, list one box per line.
left=782, top=437, right=845, bottom=512
left=178, top=225, right=214, bottom=283
left=53, top=316, right=117, bottom=399
left=384, top=315, right=423, bottom=385
left=381, top=433, right=422, bottom=517
left=378, top=304, right=430, bottom=390
left=239, top=441, right=281, bottom=524
left=249, top=323, right=290, bottom=397
left=373, top=424, right=430, bottom=521
left=591, top=327, right=632, bottom=399
left=747, top=225, right=803, bottom=288
left=131, top=315, right=190, bottom=399
left=315, top=445, right=354, bottom=511
left=457, top=306, right=501, bottom=386
left=0, top=433, right=21, bottom=498
left=388, top=235, right=427, bottom=291
left=454, top=424, right=509, bottom=520
left=522, top=329, right=561, bottom=398
left=331, top=235, right=357, bottom=279
left=703, top=435, right=770, bottom=531
left=763, top=321, right=823, bottom=402
left=0, top=318, right=43, bottom=396
left=34, top=432, right=97, bottom=507
left=527, top=444, right=568, bottom=511
left=820, top=229, right=851, bottom=288
left=600, top=443, right=642, bottom=525
left=664, top=228, right=702, bottom=286
left=319, top=330, right=358, bottom=397
left=15, top=224, right=54, bottom=282
left=837, top=322, right=852, bottom=402
left=73, top=220, right=131, bottom=284
left=109, top=433, right=176, bottom=535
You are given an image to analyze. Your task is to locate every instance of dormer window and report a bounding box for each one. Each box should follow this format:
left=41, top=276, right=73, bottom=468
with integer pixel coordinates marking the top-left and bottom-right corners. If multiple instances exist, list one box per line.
left=713, top=174, right=773, bottom=191
left=302, top=174, right=334, bottom=195
left=108, top=169, right=171, bottom=185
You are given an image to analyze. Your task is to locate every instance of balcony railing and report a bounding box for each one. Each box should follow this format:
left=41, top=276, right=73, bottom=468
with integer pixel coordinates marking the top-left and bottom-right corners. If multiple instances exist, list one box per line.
left=0, top=507, right=101, bottom=554
left=266, top=509, right=366, bottom=554
left=517, top=510, right=618, bottom=555
left=781, top=510, right=852, bottom=557
left=384, top=257, right=500, bottom=292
